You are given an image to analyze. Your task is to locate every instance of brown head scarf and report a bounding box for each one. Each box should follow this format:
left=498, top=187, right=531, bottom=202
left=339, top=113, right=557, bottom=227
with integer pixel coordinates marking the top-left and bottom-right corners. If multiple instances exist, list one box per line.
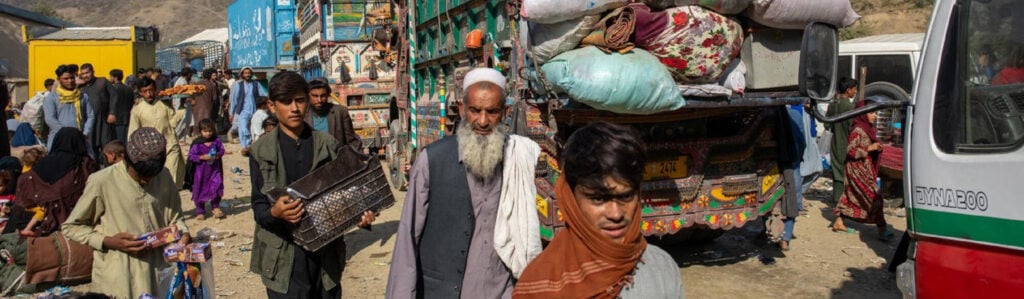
left=513, top=177, right=647, bottom=298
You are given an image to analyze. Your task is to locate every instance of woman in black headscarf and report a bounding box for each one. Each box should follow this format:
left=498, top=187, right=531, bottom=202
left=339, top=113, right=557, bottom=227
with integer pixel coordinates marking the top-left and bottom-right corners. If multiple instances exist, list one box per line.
left=10, top=127, right=97, bottom=236
left=0, top=157, right=21, bottom=232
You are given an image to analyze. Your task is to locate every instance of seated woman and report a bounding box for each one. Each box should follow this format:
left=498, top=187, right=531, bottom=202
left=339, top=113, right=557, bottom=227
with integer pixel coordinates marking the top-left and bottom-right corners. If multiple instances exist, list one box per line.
left=11, top=127, right=97, bottom=236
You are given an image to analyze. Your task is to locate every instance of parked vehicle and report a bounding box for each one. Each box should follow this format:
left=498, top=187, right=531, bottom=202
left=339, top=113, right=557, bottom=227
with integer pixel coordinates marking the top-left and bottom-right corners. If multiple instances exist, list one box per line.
left=839, top=33, right=924, bottom=145
left=837, top=34, right=925, bottom=198
left=808, top=0, right=1024, bottom=296
left=226, top=0, right=299, bottom=73
left=389, top=1, right=843, bottom=242
left=22, top=26, right=159, bottom=96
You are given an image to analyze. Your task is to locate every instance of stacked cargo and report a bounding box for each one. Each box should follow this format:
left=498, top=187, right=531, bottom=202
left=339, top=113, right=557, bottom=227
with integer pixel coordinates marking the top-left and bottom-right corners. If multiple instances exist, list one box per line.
left=521, top=0, right=859, bottom=114
left=517, top=0, right=856, bottom=239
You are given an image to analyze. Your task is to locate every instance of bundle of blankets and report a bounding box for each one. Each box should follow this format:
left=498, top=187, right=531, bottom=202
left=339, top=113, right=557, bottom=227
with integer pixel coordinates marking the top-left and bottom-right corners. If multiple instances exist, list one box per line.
left=521, top=0, right=860, bottom=114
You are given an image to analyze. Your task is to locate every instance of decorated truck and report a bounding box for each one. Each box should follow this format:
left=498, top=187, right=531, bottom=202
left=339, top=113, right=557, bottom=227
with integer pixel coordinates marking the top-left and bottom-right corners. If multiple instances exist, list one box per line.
left=388, top=0, right=854, bottom=241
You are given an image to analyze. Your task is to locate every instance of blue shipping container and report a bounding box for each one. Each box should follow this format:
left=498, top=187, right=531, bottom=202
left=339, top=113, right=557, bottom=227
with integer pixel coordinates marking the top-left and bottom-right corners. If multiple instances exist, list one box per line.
left=275, top=0, right=298, bottom=69
left=228, top=0, right=276, bottom=69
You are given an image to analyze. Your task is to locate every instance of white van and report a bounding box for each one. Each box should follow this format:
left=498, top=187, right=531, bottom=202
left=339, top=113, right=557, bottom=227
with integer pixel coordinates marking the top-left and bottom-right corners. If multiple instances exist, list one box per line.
left=804, top=0, right=1024, bottom=295
left=838, top=33, right=924, bottom=144
left=839, top=33, right=924, bottom=95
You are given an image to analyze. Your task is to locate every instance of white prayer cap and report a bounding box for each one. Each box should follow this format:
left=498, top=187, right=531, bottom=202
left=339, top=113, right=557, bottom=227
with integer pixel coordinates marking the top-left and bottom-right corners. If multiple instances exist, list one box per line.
left=462, top=68, right=505, bottom=93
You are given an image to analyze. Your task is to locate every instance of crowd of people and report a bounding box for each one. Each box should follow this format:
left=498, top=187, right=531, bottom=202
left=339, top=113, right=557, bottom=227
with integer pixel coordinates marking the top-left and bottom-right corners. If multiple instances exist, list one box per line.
left=0, top=61, right=903, bottom=299
left=0, top=65, right=692, bottom=298
left=0, top=60, right=385, bottom=298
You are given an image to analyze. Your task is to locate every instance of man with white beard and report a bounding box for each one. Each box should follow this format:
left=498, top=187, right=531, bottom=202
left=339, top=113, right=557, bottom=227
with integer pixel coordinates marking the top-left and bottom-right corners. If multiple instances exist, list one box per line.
left=386, top=68, right=542, bottom=299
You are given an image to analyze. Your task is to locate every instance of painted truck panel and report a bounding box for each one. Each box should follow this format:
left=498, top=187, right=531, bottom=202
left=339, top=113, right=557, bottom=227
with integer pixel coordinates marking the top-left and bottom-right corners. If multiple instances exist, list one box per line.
left=275, top=1, right=298, bottom=69
left=228, top=0, right=276, bottom=69
left=322, top=2, right=384, bottom=41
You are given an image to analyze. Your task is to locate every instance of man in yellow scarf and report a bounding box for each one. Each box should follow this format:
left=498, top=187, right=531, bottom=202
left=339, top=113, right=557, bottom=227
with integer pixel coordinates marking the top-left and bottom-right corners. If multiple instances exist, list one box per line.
left=42, top=64, right=95, bottom=148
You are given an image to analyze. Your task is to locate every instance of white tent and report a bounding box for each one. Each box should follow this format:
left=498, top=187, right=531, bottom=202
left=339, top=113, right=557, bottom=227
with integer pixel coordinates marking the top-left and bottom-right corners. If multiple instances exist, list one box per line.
left=178, top=28, right=228, bottom=45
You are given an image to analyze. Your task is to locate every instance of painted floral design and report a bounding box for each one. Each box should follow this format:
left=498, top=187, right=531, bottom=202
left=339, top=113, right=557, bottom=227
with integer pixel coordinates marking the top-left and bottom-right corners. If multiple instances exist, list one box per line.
left=722, top=213, right=735, bottom=226
left=654, top=220, right=668, bottom=232
left=697, top=195, right=710, bottom=208
left=638, top=6, right=743, bottom=84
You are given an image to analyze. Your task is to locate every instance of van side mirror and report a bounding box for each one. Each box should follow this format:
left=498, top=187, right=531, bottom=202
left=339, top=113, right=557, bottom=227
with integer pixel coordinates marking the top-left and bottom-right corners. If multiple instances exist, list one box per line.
left=799, top=22, right=838, bottom=102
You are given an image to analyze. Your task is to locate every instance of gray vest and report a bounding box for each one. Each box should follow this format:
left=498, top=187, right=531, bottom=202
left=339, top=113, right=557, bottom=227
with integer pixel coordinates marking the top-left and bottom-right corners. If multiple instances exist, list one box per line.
left=234, top=81, right=260, bottom=115
left=418, top=136, right=473, bottom=298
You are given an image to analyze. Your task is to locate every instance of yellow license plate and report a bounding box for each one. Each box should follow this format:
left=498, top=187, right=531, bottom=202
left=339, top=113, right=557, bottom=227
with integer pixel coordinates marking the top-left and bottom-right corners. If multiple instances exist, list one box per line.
left=644, top=156, right=688, bottom=180
left=536, top=195, right=549, bottom=218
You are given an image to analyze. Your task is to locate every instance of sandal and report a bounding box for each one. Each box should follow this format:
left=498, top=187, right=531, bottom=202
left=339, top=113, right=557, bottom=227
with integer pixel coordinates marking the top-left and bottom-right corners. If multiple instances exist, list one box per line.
left=212, top=208, right=225, bottom=219
left=831, top=226, right=858, bottom=234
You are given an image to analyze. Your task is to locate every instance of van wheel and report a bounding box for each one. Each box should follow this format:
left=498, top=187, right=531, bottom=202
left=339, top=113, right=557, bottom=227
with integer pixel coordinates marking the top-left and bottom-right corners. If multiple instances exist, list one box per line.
left=864, top=82, right=910, bottom=144
left=863, top=81, right=910, bottom=103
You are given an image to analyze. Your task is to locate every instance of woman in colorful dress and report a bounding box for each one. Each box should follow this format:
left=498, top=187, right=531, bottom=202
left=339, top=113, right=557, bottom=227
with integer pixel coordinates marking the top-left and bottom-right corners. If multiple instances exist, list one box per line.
left=831, top=101, right=893, bottom=240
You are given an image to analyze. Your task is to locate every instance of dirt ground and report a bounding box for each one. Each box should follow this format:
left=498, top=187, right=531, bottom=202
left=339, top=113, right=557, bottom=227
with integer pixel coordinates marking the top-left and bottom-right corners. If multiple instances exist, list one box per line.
left=62, top=140, right=905, bottom=298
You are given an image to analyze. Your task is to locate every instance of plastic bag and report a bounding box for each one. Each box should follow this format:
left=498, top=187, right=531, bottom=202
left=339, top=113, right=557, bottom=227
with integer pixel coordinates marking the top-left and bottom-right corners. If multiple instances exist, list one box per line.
left=540, top=47, right=685, bottom=114
left=529, top=16, right=602, bottom=64
left=721, top=59, right=746, bottom=93
left=677, top=59, right=747, bottom=97
left=521, top=0, right=629, bottom=24
left=20, top=95, right=45, bottom=132
left=746, top=0, right=860, bottom=29
left=644, top=0, right=752, bottom=14
left=158, top=262, right=216, bottom=299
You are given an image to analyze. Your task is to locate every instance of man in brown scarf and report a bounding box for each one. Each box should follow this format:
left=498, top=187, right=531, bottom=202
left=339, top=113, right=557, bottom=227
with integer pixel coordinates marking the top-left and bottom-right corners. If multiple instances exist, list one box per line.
left=513, top=122, right=684, bottom=299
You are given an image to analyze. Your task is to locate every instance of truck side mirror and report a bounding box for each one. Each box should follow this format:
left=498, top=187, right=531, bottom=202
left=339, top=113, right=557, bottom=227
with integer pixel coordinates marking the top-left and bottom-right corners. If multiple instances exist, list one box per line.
left=797, top=23, right=903, bottom=123
left=799, top=22, right=838, bottom=102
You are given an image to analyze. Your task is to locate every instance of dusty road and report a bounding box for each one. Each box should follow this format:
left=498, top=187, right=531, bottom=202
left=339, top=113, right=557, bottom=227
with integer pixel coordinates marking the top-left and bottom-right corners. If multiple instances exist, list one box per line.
left=68, top=141, right=904, bottom=298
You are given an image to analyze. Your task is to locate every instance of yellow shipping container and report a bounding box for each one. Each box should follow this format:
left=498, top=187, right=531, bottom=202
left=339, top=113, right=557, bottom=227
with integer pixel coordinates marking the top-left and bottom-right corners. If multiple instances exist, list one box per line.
left=22, top=26, right=159, bottom=95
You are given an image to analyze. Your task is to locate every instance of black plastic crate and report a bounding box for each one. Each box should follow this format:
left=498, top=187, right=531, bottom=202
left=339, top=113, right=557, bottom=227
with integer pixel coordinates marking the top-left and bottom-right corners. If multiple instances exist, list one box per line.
left=285, top=148, right=395, bottom=252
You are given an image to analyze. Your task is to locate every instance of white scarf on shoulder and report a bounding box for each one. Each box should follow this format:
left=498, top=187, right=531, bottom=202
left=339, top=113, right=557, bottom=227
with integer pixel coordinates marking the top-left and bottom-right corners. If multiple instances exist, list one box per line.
left=494, top=135, right=543, bottom=278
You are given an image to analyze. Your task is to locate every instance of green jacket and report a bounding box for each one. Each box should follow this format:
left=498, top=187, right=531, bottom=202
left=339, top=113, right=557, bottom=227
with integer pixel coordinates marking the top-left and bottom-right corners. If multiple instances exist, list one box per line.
left=249, top=126, right=344, bottom=294
left=827, top=97, right=855, bottom=181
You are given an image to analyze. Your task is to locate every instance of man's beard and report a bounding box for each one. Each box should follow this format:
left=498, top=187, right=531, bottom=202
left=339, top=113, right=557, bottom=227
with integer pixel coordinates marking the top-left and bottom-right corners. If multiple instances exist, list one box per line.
left=457, top=120, right=507, bottom=180
left=313, top=103, right=331, bottom=115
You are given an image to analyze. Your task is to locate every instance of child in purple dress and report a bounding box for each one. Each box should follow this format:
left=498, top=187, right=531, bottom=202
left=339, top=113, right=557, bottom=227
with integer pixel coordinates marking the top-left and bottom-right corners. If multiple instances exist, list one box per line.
left=187, top=119, right=225, bottom=220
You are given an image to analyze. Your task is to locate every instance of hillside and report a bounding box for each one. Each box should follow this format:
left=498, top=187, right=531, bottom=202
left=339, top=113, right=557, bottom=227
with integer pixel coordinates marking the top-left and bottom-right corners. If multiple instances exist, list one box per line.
left=843, top=0, right=934, bottom=40
left=1, top=0, right=232, bottom=47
